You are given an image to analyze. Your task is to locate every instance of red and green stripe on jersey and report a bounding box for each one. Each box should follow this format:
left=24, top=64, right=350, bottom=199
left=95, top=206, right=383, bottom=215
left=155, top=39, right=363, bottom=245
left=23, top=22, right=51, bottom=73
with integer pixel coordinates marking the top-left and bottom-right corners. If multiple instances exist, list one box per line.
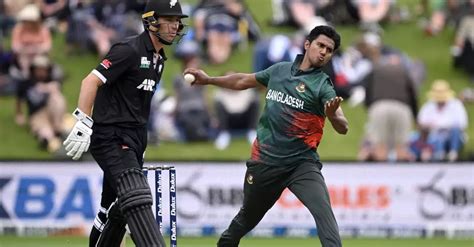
left=252, top=55, right=336, bottom=166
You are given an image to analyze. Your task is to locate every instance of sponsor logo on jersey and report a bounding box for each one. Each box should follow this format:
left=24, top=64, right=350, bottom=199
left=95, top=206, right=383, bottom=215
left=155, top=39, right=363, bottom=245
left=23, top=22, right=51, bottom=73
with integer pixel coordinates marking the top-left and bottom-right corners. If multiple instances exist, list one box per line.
left=137, top=79, right=156, bottom=92
left=140, top=57, right=151, bottom=69
left=266, top=89, right=304, bottom=109
left=100, top=59, right=112, bottom=69
left=296, top=82, right=306, bottom=93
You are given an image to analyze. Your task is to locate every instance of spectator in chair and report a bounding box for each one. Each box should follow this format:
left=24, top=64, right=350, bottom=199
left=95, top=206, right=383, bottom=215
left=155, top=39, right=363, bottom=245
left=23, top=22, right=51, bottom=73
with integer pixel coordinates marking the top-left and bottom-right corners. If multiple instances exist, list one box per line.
left=213, top=71, right=260, bottom=150
left=15, top=55, right=67, bottom=153
left=194, top=0, right=261, bottom=64
left=451, top=2, right=474, bottom=82
left=11, top=4, right=52, bottom=78
left=173, top=40, right=212, bottom=142
left=252, top=33, right=304, bottom=72
left=417, top=80, right=468, bottom=162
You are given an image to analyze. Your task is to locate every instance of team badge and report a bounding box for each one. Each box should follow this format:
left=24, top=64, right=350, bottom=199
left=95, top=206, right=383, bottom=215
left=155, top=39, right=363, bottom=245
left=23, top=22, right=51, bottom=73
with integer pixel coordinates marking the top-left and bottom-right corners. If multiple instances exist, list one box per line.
left=296, top=82, right=306, bottom=93
left=170, top=0, right=178, bottom=8
left=100, top=59, right=112, bottom=70
left=246, top=174, right=254, bottom=184
left=140, top=57, right=151, bottom=69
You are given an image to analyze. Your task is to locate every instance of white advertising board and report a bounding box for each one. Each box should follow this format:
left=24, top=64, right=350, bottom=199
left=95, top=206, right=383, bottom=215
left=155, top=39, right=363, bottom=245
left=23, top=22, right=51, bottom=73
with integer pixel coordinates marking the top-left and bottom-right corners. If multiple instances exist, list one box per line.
left=0, top=162, right=473, bottom=238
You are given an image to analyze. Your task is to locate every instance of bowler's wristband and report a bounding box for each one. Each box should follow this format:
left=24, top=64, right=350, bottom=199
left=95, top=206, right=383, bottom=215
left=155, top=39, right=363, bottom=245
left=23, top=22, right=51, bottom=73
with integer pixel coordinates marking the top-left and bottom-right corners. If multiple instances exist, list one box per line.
left=73, top=108, right=94, bottom=128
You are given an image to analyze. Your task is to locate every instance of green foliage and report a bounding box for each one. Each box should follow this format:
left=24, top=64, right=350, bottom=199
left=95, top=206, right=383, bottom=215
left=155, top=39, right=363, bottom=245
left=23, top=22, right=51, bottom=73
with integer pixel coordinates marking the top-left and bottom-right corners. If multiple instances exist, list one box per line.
left=1, top=0, right=472, bottom=161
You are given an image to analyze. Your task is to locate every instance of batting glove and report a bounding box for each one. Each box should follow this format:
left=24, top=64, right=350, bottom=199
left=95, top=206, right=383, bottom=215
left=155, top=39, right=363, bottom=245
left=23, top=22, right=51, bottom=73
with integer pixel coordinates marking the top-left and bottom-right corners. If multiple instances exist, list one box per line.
left=63, top=108, right=93, bottom=160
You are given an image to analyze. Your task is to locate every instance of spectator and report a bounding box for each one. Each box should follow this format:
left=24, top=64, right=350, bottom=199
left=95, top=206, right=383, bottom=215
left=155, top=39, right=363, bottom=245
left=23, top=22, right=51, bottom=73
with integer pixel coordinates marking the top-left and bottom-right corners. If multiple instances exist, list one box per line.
left=149, top=83, right=181, bottom=144
left=173, top=40, right=212, bottom=142
left=285, top=0, right=330, bottom=33
left=350, top=0, right=395, bottom=32
left=11, top=4, right=52, bottom=78
left=0, top=0, right=15, bottom=39
left=65, top=0, right=140, bottom=56
left=362, top=37, right=418, bottom=162
left=323, top=33, right=374, bottom=100
left=35, top=0, right=68, bottom=32
left=65, top=0, right=98, bottom=55
left=213, top=72, right=260, bottom=150
left=451, top=2, right=474, bottom=82
left=422, top=0, right=470, bottom=36
left=93, top=0, right=143, bottom=40
left=269, top=0, right=338, bottom=30
left=252, top=33, right=303, bottom=72
left=417, top=80, right=468, bottom=162
left=35, top=0, right=67, bottom=18
left=0, top=44, right=15, bottom=95
left=15, top=55, right=68, bottom=153
left=191, top=0, right=223, bottom=42
left=331, top=31, right=424, bottom=106
left=193, top=0, right=261, bottom=64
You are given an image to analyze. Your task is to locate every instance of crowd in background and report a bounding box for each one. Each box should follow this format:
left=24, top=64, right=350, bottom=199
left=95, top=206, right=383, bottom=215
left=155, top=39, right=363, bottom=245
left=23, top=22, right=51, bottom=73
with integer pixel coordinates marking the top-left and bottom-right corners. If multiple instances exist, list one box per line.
left=0, top=0, right=472, bottom=162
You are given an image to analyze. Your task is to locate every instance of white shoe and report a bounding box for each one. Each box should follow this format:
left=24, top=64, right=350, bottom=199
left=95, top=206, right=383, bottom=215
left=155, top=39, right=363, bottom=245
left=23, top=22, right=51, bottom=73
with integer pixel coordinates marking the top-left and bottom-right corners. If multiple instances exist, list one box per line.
left=447, top=150, right=458, bottom=162
left=215, top=131, right=231, bottom=150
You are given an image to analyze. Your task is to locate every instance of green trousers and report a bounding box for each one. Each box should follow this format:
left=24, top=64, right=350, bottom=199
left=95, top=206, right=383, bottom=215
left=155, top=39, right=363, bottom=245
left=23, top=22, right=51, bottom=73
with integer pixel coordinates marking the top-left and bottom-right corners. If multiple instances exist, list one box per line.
left=217, top=161, right=342, bottom=247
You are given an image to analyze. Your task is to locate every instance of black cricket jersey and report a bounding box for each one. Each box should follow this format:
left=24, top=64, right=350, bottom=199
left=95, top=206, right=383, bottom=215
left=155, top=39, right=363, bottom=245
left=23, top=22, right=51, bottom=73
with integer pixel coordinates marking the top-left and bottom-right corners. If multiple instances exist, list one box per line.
left=91, top=31, right=166, bottom=127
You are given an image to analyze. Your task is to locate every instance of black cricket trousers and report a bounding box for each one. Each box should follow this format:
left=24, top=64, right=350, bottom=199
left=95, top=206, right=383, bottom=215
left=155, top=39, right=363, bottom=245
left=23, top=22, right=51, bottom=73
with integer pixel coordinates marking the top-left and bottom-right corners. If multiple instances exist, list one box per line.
left=90, top=125, right=147, bottom=197
left=217, top=161, right=342, bottom=247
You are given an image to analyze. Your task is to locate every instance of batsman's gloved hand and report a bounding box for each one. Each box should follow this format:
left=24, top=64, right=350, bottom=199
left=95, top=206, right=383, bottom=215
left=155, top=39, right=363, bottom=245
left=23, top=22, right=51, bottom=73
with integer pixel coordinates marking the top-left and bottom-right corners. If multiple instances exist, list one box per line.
left=63, top=108, right=93, bottom=160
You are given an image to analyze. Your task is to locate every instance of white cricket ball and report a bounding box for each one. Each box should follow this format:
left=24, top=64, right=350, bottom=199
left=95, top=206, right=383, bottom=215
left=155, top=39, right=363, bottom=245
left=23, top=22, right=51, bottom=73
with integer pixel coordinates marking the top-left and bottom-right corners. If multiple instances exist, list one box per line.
left=184, top=73, right=196, bottom=84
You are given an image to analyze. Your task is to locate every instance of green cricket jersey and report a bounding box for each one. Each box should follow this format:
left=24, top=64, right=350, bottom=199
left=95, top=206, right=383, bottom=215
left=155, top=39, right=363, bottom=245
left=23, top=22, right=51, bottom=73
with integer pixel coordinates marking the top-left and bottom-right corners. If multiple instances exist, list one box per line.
left=252, top=54, right=336, bottom=166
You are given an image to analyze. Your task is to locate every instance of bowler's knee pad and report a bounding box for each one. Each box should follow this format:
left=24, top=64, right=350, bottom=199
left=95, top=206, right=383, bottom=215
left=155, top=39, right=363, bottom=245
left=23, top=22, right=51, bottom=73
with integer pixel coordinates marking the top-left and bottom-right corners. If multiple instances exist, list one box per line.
left=116, top=168, right=153, bottom=214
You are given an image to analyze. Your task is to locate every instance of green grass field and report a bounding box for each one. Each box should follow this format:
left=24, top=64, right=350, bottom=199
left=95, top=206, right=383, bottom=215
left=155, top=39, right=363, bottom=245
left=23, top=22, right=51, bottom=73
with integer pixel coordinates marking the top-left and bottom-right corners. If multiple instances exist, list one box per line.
left=0, top=236, right=472, bottom=247
left=0, top=0, right=473, bottom=160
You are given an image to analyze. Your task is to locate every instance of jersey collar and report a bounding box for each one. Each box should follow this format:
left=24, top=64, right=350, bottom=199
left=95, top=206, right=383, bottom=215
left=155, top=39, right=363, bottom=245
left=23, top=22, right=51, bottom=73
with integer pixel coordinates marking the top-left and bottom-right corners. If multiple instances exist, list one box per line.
left=291, top=54, right=320, bottom=76
left=141, top=31, right=168, bottom=61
